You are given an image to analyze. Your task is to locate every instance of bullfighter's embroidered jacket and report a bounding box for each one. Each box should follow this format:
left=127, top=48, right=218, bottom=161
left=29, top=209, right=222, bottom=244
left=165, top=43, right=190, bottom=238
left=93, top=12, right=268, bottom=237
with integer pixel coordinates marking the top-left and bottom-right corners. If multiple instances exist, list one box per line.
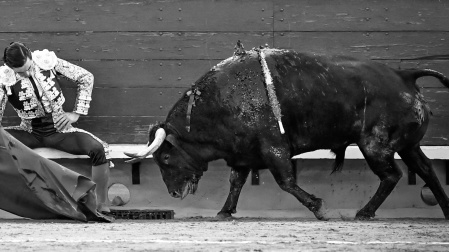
left=0, top=50, right=93, bottom=132
left=0, top=50, right=112, bottom=161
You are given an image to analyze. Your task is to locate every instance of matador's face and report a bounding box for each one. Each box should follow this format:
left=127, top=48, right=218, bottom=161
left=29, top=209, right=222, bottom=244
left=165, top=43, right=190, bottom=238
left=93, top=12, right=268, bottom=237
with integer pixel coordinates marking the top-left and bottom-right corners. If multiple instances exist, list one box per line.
left=12, top=58, right=33, bottom=78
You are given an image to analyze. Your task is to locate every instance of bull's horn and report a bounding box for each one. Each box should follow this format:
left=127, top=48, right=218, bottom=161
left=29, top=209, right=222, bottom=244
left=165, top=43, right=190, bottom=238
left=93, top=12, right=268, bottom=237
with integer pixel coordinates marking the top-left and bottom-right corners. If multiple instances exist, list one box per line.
left=124, top=128, right=166, bottom=163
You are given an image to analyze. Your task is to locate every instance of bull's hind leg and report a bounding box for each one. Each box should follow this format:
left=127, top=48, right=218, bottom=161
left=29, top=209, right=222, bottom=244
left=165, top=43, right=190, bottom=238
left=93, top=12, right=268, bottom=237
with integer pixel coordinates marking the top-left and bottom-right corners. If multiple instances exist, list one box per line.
left=356, top=146, right=402, bottom=220
left=216, top=166, right=251, bottom=219
left=399, top=146, right=449, bottom=219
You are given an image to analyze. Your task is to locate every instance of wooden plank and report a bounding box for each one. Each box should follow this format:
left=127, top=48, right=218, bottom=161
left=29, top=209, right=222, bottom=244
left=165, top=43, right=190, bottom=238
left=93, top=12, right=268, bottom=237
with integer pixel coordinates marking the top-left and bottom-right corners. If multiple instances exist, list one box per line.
left=0, top=0, right=272, bottom=32
left=0, top=32, right=272, bottom=60
left=274, top=0, right=449, bottom=32
left=1, top=115, right=160, bottom=144
left=378, top=60, right=449, bottom=88
left=56, top=60, right=449, bottom=89
left=424, top=123, right=449, bottom=146
left=2, top=116, right=449, bottom=146
left=64, top=86, right=449, bottom=119
left=3, top=111, right=449, bottom=145
left=0, top=58, right=443, bottom=90
left=399, top=60, right=449, bottom=88
left=78, top=59, right=449, bottom=89
left=72, top=87, right=185, bottom=117
left=3, top=77, right=449, bottom=120
left=417, top=87, right=449, bottom=146
left=76, top=60, right=221, bottom=88
left=2, top=31, right=447, bottom=61
left=3, top=86, right=449, bottom=145
left=4, top=0, right=449, bottom=33
left=274, top=31, right=449, bottom=60
left=3, top=87, right=186, bottom=117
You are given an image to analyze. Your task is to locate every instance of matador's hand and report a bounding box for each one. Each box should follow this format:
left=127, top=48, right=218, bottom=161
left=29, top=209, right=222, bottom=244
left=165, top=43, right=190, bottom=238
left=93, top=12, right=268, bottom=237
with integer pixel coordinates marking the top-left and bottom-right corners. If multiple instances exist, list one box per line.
left=55, top=112, right=80, bottom=131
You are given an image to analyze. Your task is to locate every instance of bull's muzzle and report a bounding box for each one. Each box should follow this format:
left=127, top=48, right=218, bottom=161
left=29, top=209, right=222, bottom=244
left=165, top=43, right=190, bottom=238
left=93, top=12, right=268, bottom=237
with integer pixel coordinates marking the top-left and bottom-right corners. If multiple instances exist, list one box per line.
left=169, top=180, right=198, bottom=200
left=170, top=191, right=182, bottom=198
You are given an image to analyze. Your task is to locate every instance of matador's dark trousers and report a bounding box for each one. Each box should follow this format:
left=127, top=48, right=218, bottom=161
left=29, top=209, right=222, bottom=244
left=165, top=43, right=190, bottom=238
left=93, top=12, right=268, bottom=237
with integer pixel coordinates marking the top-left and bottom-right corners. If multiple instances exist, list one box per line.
left=6, top=113, right=107, bottom=166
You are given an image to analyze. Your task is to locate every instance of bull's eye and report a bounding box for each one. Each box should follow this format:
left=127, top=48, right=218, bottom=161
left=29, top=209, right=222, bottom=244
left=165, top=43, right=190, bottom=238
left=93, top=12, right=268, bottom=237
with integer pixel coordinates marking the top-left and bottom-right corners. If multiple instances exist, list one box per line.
left=163, top=154, right=170, bottom=164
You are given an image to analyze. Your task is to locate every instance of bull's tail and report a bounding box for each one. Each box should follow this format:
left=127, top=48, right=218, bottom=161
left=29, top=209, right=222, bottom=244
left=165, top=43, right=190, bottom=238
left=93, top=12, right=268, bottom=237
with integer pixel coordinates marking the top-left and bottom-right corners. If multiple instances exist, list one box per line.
left=396, top=68, right=449, bottom=89
left=330, top=147, right=346, bottom=174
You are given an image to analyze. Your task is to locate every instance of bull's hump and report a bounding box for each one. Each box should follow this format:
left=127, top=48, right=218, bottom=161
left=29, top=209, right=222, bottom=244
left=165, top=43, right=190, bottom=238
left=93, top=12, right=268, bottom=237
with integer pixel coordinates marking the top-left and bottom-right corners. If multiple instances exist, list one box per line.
left=212, top=51, right=257, bottom=71
left=212, top=48, right=289, bottom=72
left=262, top=48, right=290, bottom=57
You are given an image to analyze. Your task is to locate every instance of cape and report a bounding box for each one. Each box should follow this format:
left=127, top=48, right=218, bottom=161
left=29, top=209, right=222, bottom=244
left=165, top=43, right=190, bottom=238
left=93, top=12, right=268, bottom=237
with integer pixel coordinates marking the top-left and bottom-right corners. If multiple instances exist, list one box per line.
left=0, top=127, right=112, bottom=222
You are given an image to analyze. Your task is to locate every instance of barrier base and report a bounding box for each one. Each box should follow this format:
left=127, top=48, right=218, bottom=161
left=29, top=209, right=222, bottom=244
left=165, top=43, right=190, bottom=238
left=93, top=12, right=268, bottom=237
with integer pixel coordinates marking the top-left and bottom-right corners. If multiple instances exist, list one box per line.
left=107, top=209, right=175, bottom=220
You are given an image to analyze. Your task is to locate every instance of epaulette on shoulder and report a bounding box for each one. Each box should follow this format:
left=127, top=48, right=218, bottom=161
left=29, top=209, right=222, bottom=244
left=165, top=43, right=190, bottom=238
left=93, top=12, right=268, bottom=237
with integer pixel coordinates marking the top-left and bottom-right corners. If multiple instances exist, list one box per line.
left=32, top=49, right=58, bottom=70
left=0, top=65, right=16, bottom=88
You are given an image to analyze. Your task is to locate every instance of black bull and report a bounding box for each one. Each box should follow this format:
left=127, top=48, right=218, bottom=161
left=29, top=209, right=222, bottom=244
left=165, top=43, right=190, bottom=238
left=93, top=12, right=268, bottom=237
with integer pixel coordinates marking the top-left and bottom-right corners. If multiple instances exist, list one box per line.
left=125, top=48, right=449, bottom=220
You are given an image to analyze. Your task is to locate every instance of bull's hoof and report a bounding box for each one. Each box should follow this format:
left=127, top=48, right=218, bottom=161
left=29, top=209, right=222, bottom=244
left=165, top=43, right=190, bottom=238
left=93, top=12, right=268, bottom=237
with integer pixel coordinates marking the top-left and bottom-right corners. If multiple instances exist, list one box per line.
left=216, top=212, right=233, bottom=219
left=355, top=210, right=375, bottom=221
left=354, top=215, right=374, bottom=221
left=312, top=199, right=330, bottom=221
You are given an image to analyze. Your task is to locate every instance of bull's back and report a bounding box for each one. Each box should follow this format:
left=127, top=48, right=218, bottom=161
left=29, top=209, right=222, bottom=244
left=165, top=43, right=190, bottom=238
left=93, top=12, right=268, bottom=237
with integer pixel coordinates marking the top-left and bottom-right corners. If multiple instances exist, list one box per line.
left=269, top=51, right=425, bottom=151
left=179, top=49, right=427, bottom=156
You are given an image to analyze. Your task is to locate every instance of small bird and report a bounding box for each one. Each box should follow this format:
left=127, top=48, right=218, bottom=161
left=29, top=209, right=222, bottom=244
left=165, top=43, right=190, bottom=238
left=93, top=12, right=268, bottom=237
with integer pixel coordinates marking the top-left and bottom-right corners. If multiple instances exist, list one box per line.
left=234, top=40, right=246, bottom=56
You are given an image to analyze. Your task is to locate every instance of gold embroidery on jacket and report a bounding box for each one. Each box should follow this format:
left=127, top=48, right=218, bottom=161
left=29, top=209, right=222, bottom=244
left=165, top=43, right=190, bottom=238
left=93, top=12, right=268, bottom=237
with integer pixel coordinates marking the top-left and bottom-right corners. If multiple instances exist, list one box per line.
left=1, top=51, right=95, bottom=136
left=18, top=88, right=34, bottom=101
left=23, top=98, right=38, bottom=111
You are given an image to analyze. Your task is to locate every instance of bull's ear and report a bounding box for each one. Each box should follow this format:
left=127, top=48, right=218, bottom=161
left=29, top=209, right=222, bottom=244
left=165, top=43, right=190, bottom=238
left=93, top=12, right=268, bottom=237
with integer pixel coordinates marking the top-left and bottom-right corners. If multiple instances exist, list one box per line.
left=148, top=122, right=166, bottom=142
left=165, top=134, right=180, bottom=149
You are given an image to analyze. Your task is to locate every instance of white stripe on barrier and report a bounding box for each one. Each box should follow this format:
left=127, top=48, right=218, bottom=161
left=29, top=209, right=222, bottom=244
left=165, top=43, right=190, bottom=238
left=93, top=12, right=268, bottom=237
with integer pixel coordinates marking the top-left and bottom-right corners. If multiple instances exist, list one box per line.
left=32, top=145, right=449, bottom=160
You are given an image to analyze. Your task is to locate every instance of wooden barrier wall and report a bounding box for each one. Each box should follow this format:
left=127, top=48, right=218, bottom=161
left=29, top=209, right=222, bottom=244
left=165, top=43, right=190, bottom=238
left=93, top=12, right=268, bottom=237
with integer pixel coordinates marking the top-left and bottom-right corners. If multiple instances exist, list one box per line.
left=1, top=0, right=449, bottom=145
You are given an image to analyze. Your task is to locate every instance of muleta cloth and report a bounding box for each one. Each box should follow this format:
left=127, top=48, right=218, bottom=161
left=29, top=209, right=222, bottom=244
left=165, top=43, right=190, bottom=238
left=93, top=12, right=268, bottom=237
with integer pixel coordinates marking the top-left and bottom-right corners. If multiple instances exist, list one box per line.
left=0, top=127, right=112, bottom=222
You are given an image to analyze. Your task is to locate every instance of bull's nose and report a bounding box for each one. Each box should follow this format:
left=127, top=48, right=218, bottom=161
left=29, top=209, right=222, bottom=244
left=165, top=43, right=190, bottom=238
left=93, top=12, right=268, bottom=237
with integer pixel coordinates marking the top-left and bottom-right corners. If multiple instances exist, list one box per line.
left=170, top=191, right=181, bottom=198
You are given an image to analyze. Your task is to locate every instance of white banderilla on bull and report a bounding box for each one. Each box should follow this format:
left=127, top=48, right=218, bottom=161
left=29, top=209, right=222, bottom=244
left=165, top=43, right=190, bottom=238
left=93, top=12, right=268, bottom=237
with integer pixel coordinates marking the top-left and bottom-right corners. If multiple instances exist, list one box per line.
left=259, top=49, right=285, bottom=134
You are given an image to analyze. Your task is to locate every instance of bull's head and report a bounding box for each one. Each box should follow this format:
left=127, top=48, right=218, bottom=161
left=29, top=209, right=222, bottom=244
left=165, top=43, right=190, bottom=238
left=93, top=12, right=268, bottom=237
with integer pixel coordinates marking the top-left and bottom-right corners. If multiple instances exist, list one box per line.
left=124, top=125, right=206, bottom=199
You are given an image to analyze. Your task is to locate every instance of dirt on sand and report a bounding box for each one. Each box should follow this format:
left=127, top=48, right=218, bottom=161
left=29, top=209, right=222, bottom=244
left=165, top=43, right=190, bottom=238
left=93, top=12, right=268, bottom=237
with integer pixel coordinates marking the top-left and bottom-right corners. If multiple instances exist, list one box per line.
left=0, top=217, right=448, bottom=251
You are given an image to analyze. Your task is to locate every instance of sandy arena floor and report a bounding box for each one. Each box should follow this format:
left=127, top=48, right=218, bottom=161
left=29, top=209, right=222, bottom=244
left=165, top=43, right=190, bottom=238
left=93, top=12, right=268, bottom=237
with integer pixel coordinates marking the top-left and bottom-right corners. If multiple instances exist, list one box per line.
left=0, top=217, right=448, bottom=251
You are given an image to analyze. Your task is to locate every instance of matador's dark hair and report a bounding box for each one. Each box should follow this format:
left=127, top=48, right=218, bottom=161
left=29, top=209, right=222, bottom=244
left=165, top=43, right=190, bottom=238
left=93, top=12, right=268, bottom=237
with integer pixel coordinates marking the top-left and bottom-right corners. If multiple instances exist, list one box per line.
left=3, top=42, right=32, bottom=68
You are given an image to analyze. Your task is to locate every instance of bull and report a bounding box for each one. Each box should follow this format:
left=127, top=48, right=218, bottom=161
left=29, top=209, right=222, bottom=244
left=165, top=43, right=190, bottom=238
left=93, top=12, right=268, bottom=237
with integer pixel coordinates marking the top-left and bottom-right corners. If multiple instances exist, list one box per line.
left=125, top=46, right=449, bottom=220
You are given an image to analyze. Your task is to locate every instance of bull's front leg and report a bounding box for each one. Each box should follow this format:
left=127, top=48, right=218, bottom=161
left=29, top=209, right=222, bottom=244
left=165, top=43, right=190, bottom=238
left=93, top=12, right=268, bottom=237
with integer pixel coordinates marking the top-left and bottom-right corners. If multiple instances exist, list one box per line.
left=260, top=141, right=330, bottom=220
left=268, top=162, right=329, bottom=220
left=216, top=166, right=251, bottom=219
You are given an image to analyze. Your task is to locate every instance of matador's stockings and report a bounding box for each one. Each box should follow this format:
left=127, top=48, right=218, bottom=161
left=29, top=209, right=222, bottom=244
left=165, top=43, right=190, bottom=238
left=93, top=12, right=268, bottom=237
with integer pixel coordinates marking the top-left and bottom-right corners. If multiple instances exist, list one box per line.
left=92, top=163, right=110, bottom=213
